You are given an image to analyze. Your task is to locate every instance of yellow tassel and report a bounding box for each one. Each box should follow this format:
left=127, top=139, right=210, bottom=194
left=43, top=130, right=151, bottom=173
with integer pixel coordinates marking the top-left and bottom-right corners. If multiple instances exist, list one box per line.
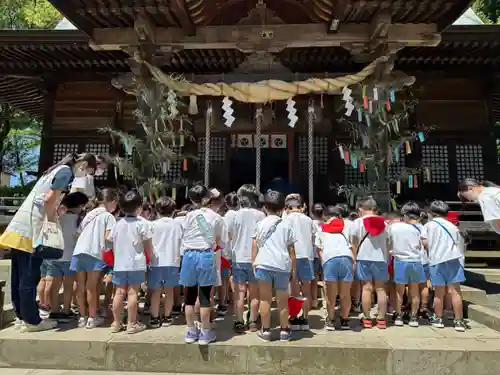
left=172, top=187, right=177, bottom=201
left=180, top=134, right=185, bottom=147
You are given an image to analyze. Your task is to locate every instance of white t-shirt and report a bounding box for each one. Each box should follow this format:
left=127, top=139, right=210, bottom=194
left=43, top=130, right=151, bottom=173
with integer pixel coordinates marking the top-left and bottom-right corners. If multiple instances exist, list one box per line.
left=58, top=213, right=79, bottom=262
left=229, top=208, right=266, bottom=264
left=73, top=207, right=116, bottom=260
left=388, top=222, right=424, bottom=262
left=351, top=215, right=388, bottom=262
left=222, top=210, right=237, bottom=260
left=421, top=217, right=464, bottom=266
left=253, top=215, right=297, bottom=272
left=314, top=220, right=352, bottom=264
left=151, top=217, right=183, bottom=267
left=108, top=216, right=153, bottom=272
left=477, top=187, right=500, bottom=233
left=284, top=212, right=316, bottom=260
left=312, top=219, right=323, bottom=258
left=181, top=208, right=224, bottom=250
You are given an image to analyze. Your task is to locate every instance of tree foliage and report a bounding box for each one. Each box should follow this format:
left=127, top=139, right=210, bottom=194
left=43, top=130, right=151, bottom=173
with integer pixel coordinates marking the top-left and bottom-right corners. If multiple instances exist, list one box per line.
left=472, top=0, right=500, bottom=24
left=0, top=0, right=62, bottom=29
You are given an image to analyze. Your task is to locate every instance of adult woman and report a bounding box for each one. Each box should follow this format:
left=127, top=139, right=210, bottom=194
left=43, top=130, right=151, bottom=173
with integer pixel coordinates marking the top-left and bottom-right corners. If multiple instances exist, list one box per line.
left=458, top=178, right=500, bottom=234
left=0, top=153, right=97, bottom=332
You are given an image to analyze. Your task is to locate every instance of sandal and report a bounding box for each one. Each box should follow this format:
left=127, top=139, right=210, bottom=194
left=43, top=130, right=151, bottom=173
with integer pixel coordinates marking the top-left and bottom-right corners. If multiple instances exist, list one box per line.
left=233, top=321, right=246, bottom=334
left=362, top=318, right=372, bottom=329
left=110, top=321, right=124, bottom=333
left=376, top=319, right=387, bottom=329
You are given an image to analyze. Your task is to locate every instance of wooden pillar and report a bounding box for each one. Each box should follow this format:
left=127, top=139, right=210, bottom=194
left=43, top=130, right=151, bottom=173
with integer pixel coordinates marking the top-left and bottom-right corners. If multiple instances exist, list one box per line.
left=38, top=80, right=57, bottom=174
left=108, top=89, right=125, bottom=185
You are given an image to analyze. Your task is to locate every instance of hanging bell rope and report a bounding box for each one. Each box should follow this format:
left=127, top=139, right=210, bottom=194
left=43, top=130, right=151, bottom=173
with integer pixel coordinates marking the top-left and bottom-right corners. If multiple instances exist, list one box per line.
left=307, top=99, right=315, bottom=211
left=255, top=105, right=263, bottom=191
left=204, top=101, right=212, bottom=186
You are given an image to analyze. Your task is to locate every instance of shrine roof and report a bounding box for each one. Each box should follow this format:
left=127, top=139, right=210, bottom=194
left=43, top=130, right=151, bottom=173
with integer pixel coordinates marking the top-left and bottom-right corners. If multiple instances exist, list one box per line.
left=48, top=0, right=472, bottom=34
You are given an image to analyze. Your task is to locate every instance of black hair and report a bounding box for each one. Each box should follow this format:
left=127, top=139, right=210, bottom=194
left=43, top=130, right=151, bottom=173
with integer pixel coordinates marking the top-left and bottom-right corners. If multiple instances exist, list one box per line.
left=155, top=196, right=176, bottom=217
left=237, top=184, right=260, bottom=208
left=428, top=200, right=449, bottom=218
left=119, top=190, right=143, bottom=215
left=336, top=203, right=350, bottom=219
left=84, top=188, right=119, bottom=213
left=400, top=201, right=421, bottom=220
left=61, top=192, right=89, bottom=210
left=188, top=184, right=209, bottom=205
left=142, top=202, right=153, bottom=212
left=285, top=194, right=304, bottom=210
left=325, top=205, right=343, bottom=218
left=311, top=203, right=326, bottom=220
left=45, top=152, right=97, bottom=175
left=263, top=190, right=285, bottom=214
left=349, top=211, right=359, bottom=221
left=225, top=192, right=239, bottom=210
left=458, top=178, right=481, bottom=192
left=356, top=196, right=378, bottom=212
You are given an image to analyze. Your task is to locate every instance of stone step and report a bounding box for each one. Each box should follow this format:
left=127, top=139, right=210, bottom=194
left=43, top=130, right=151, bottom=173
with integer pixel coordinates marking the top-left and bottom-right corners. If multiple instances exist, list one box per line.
left=3, top=370, right=221, bottom=375
left=0, top=309, right=499, bottom=375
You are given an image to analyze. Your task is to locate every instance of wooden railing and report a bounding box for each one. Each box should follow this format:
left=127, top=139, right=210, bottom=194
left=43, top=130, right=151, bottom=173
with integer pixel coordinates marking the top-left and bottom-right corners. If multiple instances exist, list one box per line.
left=0, top=196, right=23, bottom=228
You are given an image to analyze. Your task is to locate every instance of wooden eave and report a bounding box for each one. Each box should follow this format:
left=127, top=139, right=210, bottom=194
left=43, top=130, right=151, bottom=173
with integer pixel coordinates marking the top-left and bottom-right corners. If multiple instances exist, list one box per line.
left=48, top=0, right=472, bottom=35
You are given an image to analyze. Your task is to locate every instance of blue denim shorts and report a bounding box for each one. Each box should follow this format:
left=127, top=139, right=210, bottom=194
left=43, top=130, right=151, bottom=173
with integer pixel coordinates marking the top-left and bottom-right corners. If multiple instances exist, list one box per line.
left=313, top=257, right=323, bottom=276
left=147, top=266, right=180, bottom=288
left=222, top=260, right=232, bottom=279
left=429, top=258, right=465, bottom=287
left=255, top=268, right=290, bottom=291
left=70, top=254, right=106, bottom=273
left=323, top=256, right=354, bottom=282
left=179, top=250, right=216, bottom=287
left=393, top=259, right=426, bottom=284
left=423, top=264, right=430, bottom=280
left=295, top=258, right=314, bottom=281
left=112, top=270, right=145, bottom=286
left=356, top=260, right=389, bottom=282
left=40, top=261, right=49, bottom=277
left=46, top=261, right=76, bottom=277
left=232, top=262, right=256, bottom=284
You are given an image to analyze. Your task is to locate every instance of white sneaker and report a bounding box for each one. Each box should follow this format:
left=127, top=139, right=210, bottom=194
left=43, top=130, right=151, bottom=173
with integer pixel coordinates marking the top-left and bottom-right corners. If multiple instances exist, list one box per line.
left=77, top=316, right=88, bottom=328
left=86, top=316, right=104, bottom=329
left=20, top=319, right=57, bottom=333
left=13, top=318, right=24, bottom=330
left=39, top=309, right=50, bottom=320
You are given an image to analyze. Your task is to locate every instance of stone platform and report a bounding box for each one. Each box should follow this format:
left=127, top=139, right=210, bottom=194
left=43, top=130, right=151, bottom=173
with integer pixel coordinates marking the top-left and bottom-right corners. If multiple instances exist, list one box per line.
left=0, top=309, right=499, bottom=375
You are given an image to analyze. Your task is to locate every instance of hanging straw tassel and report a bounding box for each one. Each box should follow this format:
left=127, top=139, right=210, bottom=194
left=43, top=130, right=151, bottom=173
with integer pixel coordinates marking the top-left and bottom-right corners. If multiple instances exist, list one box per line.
left=188, top=95, right=198, bottom=115
left=204, top=102, right=212, bottom=186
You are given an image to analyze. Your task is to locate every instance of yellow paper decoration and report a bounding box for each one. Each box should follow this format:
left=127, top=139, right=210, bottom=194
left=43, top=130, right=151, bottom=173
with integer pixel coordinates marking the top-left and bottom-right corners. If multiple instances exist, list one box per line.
left=172, top=187, right=177, bottom=201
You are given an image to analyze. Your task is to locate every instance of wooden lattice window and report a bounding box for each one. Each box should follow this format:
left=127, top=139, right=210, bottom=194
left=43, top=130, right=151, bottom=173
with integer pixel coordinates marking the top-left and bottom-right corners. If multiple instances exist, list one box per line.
left=456, top=144, right=484, bottom=181
left=388, top=147, right=406, bottom=180
left=422, top=145, right=450, bottom=183
left=164, top=145, right=182, bottom=182
left=298, top=136, right=329, bottom=174
left=52, top=144, right=79, bottom=165
left=198, top=137, right=227, bottom=174
left=85, top=144, right=110, bottom=180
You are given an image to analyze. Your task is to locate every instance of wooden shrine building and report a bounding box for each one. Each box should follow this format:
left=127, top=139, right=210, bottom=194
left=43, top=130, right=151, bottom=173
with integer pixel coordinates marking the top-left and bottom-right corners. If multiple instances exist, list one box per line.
left=0, top=0, right=499, bottom=206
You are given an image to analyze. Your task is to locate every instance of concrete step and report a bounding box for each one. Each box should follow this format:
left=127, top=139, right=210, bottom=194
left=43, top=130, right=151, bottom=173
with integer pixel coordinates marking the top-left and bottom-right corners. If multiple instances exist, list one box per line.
left=2, top=371, right=220, bottom=375
left=0, top=310, right=499, bottom=375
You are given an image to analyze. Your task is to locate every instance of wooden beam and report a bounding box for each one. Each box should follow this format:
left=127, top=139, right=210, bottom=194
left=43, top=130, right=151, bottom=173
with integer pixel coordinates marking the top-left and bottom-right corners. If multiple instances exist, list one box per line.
left=329, top=0, right=349, bottom=32
left=90, top=23, right=440, bottom=53
left=170, top=0, right=196, bottom=36
left=370, top=9, right=391, bottom=45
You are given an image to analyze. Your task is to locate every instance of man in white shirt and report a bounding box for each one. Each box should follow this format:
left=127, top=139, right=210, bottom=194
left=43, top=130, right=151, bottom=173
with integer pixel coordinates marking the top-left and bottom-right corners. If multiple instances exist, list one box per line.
left=421, top=200, right=467, bottom=332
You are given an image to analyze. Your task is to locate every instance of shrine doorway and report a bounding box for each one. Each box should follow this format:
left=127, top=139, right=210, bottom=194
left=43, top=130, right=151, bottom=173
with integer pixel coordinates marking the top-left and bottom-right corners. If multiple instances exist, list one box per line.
left=229, top=148, right=289, bottom=193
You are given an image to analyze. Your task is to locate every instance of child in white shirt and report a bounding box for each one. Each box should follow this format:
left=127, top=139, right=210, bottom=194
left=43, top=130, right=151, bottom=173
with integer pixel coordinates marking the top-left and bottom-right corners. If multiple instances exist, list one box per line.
left=229, top=184, right=265, bottom=333
left=388, top=202, right=425, bottom=328
left=180, top=185, right=224, bottom=345
left=108, top=190, right=153, bottom=334
left=148, top=196, right=183, bottom=328
left=284, top=194, right=316, bottom=331
left=310, top=203, right=326, bottom=309
left=421, top=200, right=467, bottom=332
left=315, top=205, right=354, bottom=331
left=351, top=197, right=388, bottom=329
left=253, top=190, right=297, bottom=342
left=71, top=188, right=118, bottom=329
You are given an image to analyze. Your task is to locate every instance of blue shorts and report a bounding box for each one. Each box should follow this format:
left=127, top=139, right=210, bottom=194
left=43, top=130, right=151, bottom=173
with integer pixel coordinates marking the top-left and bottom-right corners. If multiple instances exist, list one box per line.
left=255, top=268, right=290, bottom=291
left=179, top=250, right=216, bottom=287
left=147, top=266, right=180, bottom=288
left=232, top=262, right=256, bottom=284
left=222, top=260, right=232, bottom=279
left=46, top=261, right=76, bottom=277
left=313, top=257, right=322, bottom=276
left=40, top=261, right=49, bottom=277
left=295, top=258, right=314, bottom=281
left=104, top=266, right=113, bottom=276
left=393, top=260, right=426, bottom=284
left=429, top=259, right=465, bottom=287
left=323, top=256, right=354, bottom=282
left=70, top=254, right=106, bottom=273
left=423, top=264, right=430, bottom=280
left=356, top=260, right=389, bottom=282
left=112, top=270, right=145, bottom=286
